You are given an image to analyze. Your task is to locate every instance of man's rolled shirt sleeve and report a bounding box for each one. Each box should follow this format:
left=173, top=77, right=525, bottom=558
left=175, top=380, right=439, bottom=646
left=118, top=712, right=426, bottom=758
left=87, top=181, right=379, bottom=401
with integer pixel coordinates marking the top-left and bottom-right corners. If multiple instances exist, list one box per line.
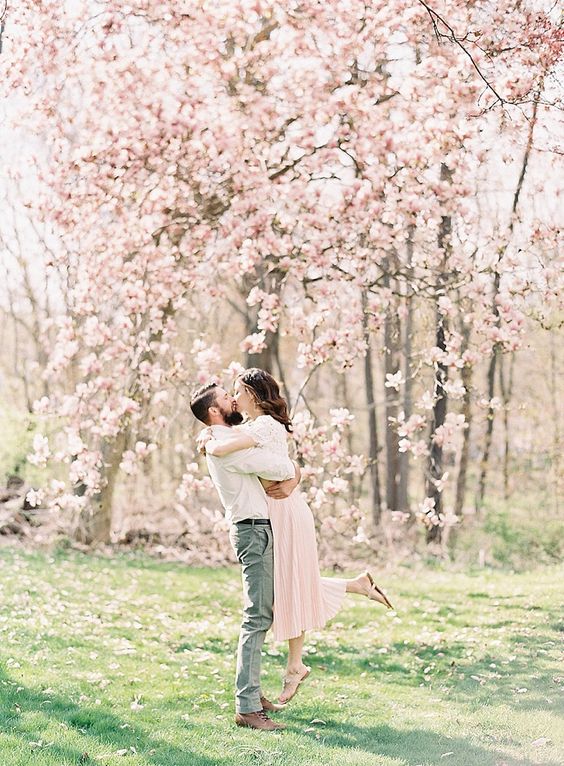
left=221, top=448, right=295, bottom=481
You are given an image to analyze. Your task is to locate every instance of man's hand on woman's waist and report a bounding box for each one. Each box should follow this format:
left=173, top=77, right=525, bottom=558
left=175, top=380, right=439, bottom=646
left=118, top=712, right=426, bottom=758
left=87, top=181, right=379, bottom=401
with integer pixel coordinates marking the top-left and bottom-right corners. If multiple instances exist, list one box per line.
left=265, top=462, right=301, bottom=499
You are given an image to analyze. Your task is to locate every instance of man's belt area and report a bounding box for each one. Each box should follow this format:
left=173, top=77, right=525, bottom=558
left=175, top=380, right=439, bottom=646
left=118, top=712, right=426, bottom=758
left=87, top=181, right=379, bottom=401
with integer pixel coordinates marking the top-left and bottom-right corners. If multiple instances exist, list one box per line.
left=235, top=518, right=271, bottom=526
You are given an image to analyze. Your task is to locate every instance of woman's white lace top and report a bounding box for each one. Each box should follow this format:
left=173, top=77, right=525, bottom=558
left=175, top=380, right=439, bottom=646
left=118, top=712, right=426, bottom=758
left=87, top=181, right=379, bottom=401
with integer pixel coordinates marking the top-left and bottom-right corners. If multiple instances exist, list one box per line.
left=242, top=415, right=290, bottom=459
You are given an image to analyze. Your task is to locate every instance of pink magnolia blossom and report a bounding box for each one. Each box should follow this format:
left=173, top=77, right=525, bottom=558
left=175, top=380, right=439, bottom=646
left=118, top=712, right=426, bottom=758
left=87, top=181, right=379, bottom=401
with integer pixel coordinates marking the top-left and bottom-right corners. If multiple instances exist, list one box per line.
left=384, top=371, right=405, bottom=391
left=433, top=414, right=467, bottom=449
left=28, top=435, right=50, bottom=467
left=240, top=332, right=267, bottom=355
left=25, top=489, right=44, bottom=508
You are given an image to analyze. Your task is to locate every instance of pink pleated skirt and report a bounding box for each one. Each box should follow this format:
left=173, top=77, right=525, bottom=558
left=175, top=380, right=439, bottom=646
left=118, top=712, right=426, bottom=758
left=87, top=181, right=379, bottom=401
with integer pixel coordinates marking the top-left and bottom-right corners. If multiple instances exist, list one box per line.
left=268, top=491, right=346, bottom=641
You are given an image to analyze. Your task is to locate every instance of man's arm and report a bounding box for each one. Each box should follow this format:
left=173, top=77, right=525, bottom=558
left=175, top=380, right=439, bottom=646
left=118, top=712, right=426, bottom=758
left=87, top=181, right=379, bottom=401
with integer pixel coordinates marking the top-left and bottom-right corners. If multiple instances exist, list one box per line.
left=218, top=447, right=295, bottom=481
left=265, top=462, right=301, bottom=499
left=204, top=434, right=256, bottom=456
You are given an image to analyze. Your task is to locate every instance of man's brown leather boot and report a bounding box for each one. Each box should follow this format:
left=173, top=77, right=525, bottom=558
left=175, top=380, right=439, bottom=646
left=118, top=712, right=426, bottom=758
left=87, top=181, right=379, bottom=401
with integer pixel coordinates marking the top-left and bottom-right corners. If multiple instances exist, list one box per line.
left=235, top=710, right=286, bottom=730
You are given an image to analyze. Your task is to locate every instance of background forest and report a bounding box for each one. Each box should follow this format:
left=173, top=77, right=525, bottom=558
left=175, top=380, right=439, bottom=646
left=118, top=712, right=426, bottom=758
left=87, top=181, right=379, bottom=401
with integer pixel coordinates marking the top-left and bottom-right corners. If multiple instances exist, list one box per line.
left=0, top=0, right=562, bottom=569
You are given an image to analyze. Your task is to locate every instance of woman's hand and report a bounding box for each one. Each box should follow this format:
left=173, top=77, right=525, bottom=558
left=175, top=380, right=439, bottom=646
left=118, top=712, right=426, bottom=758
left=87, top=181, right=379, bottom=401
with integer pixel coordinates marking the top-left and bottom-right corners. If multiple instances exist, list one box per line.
left=204, top=439, right=221, bottom=456
left=196, top=427, right=213, bottom=455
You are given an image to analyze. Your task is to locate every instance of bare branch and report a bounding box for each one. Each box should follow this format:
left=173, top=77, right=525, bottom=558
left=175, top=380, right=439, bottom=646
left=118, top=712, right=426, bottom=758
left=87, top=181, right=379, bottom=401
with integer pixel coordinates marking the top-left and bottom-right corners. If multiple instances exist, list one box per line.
left=0, top=1, right=7, bottom=55
left=416, top=0, right=507, bottom=107
left=290, top=363, right=322, bottom=420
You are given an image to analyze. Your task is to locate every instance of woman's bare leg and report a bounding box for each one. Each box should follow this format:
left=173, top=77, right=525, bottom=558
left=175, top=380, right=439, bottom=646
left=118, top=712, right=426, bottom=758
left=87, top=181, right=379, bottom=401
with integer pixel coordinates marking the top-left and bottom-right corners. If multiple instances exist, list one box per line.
left=286, top=631, right=306, bottom=674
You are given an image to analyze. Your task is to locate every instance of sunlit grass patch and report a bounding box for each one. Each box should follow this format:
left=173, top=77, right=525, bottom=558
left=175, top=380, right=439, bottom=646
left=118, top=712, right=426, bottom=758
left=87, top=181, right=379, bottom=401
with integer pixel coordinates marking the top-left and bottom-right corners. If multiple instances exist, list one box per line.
left=0, top=548, right=562, bottom=766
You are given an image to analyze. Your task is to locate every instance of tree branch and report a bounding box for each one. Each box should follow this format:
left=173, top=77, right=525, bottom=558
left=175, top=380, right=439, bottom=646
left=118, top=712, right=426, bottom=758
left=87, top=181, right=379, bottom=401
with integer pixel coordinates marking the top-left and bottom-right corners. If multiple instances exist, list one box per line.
left=416, top=0, right=506, bottom=107
left=0, top=1, right=7, bottom=55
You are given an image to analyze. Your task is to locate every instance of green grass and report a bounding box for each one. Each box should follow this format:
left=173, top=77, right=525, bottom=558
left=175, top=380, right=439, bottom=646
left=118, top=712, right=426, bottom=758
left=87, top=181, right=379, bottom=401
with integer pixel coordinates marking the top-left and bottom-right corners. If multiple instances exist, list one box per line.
left=0, top=547, right=562, bottom=766
left=446, top=490, right=564, bottom=569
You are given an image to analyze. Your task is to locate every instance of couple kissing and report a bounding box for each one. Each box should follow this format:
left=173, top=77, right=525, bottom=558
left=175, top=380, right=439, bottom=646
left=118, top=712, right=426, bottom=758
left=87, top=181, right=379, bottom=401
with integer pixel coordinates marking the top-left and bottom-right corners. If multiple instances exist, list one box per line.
left=190, top=368, right=393, bottom=731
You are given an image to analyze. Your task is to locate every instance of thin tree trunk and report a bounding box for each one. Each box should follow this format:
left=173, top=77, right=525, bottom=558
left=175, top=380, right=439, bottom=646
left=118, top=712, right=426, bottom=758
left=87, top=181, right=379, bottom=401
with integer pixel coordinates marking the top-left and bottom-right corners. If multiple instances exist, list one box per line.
left=383, top=266, right=401, bottom=513
left=454, top=323, right=473, bottom=519
left=425, top=296, right=449, bottom=544
left=477, top=276, right=500, bottom=508
left=476, top=90, right=540, bottom=509
left=339, top=372, right=358, bottom=506
left=74, top=429, right=129, bottom=544
left=246, top=334, right=276, bottom=372
left=549, top=332, right=561, bottom=514
left=362, top=292, right=382, bottom=525
left=74, top=293, right=179, bottom=544
left=242, top=269, right=284, bottom=375
left=499, top=352, right=515, bottom=500
left=398, top=226, right=415, bottom=512
left=426, top=164, right=451, bottom=545
left=271, top=329, right=291, bottom=410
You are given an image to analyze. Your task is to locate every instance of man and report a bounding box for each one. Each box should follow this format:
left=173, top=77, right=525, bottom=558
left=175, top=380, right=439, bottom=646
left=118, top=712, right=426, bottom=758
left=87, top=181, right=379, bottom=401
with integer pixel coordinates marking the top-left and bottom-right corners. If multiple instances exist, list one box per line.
left=190, top=382, right=300, bottom=731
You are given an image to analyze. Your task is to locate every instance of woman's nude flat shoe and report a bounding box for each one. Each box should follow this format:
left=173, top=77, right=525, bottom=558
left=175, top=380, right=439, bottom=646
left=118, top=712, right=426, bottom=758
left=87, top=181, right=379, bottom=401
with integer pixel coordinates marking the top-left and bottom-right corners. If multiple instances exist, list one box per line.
left=366, top=572, right=394, bottom=610
left=278, top=667, right=311, bottom=704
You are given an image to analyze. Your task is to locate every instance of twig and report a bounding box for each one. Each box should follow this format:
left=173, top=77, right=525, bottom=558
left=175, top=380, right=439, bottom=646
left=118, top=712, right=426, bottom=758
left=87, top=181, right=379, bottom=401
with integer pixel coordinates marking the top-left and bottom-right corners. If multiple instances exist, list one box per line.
left=290, top=364, right=321, bottom=420
left=0, top=1, right=8, bottom=55
left=416, top=0, right=506, bottom=106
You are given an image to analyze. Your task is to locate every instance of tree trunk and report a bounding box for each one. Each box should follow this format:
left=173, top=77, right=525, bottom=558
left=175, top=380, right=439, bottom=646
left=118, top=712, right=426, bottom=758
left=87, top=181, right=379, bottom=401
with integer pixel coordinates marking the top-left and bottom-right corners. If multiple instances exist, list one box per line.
left=362, top=292, right=382, bottom=525
left=549, top=332, right=561, bottom=514
left=271, top=328, right=291, bottom=410
left=499, top=352, right=515, bottom=500
left=383, top=267, right=401, bottom=513
left=243, top=297, right=276, bottom=373
left=72, top=293, right=180, bottom=544
left=74, top=429, right=129, bottom=544
left=426, top=163, right=451, bottom=545
left=454, top=324, right=473, bottom=519
left=339, top=372, right=358, bottom=506
left=398, top=227, right=415, bottom=513
left=245, top=331, right=276, bottom=373
left=425, top=302, right=449, bottom=544
left=476, top=90, right=539, bottom=510
left=240, top=267, right=285, bottom=377
left=476, top=271, right=500, bottom=510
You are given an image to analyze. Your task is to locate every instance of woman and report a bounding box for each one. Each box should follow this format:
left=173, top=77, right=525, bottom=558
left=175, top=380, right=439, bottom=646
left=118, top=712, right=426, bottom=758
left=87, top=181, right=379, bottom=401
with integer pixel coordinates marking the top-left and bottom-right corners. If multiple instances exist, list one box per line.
left=198, top=368, right=393, bottom=703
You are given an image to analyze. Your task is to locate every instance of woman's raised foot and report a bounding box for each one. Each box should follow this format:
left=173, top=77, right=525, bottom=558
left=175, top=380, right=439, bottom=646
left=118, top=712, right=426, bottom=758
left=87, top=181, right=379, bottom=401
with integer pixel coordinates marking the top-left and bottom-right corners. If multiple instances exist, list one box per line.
left=358, top=571, right=394, bottom=610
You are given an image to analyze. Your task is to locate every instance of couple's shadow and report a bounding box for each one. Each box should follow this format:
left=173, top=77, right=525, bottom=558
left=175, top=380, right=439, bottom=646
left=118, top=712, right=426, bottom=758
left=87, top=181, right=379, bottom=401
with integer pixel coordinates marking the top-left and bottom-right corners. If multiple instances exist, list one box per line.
left=0, top=665, right=219, bottom=766
left=2, top=663, right=558, bottom=766
left=289, top=714, right=559, bottom=766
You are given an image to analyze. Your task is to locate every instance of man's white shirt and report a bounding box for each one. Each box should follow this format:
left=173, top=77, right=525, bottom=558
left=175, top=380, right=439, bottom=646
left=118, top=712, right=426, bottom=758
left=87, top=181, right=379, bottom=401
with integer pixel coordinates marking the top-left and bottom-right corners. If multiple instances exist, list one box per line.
left=206, top=425, right=295, bottom=524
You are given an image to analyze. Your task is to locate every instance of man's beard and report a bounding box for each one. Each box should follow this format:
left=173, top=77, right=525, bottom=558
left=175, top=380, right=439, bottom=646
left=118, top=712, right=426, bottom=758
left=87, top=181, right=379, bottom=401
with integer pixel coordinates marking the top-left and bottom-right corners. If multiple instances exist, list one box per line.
left=225, top=409, right=243, bottom=426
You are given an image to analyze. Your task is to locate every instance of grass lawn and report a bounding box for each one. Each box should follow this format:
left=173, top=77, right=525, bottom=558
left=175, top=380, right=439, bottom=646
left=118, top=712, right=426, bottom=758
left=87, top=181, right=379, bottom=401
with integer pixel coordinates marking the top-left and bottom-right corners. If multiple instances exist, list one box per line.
left=0, top=547, right=562, bottom=766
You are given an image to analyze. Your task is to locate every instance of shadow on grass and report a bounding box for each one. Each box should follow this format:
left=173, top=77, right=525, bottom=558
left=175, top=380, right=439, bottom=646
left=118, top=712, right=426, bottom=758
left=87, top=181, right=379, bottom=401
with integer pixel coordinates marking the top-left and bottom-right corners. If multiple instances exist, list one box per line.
left=288, top=717, right=561, bottom=766
left=303, top=622, right=563, bottom=716
left=0, top=667, right=222, bottom=766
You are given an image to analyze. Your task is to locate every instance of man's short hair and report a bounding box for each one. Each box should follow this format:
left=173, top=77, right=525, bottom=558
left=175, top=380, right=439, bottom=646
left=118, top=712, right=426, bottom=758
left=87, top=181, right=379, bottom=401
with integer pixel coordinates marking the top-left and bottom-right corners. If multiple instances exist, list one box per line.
left=190, top=382, right=218, bottom=425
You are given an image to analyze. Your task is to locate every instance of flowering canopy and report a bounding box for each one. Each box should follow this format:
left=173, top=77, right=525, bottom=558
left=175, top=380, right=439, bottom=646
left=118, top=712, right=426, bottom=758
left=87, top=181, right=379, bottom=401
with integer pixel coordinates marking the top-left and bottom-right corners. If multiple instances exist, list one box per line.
left=3, top=0, right=561, bottom=539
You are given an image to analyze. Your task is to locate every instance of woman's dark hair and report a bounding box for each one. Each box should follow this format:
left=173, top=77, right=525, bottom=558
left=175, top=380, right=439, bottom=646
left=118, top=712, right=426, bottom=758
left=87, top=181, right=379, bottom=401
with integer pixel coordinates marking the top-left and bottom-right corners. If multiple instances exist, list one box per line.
left=238, top=368, right=292, bottom=432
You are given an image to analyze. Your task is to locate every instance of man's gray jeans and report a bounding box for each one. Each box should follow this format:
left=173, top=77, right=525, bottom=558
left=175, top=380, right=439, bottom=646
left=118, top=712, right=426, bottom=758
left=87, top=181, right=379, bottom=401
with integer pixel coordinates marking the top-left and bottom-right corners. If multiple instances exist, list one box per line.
left=229, top=521, right=274, bottom=714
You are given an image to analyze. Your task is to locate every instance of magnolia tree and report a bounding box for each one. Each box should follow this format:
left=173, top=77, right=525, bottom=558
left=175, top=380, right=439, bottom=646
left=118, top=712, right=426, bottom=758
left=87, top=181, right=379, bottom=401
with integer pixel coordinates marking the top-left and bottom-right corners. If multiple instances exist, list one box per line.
left=3, top=0, right=562, bottom=546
